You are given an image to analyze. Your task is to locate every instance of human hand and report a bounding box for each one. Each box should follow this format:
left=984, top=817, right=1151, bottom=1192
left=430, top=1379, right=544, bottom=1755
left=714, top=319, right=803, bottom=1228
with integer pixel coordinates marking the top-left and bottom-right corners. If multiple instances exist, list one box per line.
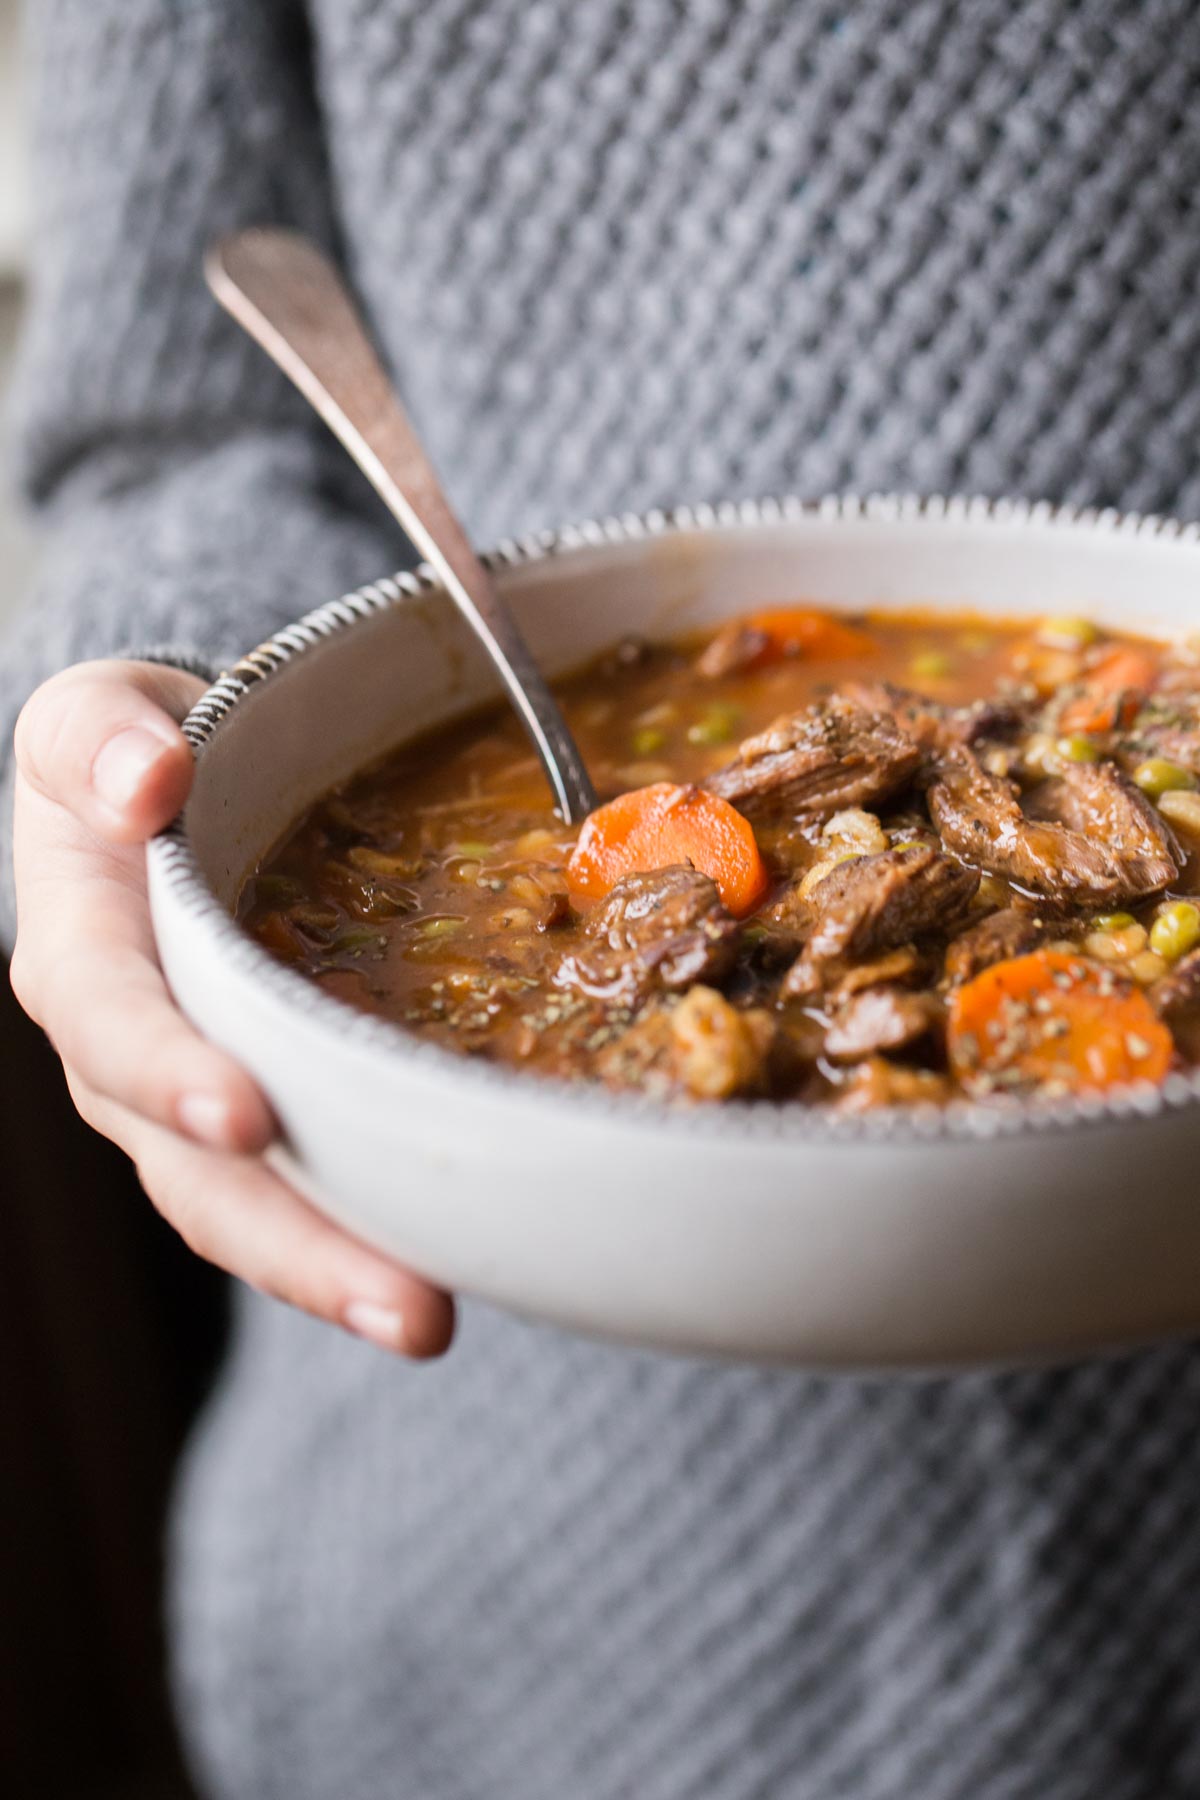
left=10, top=660, right=454, bottom=1356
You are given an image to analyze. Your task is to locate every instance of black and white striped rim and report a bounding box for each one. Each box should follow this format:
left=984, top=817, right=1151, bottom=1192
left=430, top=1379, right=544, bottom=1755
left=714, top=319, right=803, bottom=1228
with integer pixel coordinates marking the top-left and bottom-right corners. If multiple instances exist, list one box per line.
left=150, top=493, right=1200, bottom=1145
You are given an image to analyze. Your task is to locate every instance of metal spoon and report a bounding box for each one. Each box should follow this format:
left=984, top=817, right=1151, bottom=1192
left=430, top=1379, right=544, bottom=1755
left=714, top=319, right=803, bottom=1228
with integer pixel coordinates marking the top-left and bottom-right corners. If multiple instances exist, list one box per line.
left=205, top=227, right=598, bottom=824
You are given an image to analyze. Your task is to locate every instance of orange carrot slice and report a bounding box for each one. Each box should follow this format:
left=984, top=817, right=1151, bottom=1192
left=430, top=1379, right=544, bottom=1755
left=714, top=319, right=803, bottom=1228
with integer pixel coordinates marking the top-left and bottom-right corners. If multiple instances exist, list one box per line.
left=743, top=606, right=877, bottom=662
left=567, top=783, right=769, bottom=917
left=1058, top=646, right=1159, bottom=734
left=947, top=948, right=1173, bottom=1096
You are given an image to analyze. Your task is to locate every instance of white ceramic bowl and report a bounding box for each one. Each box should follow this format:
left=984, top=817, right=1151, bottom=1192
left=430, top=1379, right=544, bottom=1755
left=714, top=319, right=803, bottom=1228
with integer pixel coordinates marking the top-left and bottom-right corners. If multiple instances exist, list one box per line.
left=148, top=495, right=1200, bottom=1369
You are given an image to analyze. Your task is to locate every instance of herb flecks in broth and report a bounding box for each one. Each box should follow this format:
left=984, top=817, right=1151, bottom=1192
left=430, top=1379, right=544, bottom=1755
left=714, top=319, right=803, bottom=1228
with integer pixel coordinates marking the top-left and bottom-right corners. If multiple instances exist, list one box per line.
left=240, top=608, right=1200, bottom=1107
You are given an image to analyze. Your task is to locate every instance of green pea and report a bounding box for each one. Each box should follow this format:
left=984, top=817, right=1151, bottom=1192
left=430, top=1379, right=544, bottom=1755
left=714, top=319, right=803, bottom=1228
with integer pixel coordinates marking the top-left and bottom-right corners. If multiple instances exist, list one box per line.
left=1056, top=734, right=1100, bottom=763
left=1035, top=616, right=1098, bottom=651
left=1149, top=902, right=1200, bottom=962
left=1133, top=759, right=1195, bottom=800
left=1094, top=912, right=1137, bottom=932
left=631, top=725, right=667, bottom=757
left=686, top=702, right=743, bottom=747
left=909, top=650, right=953, bottom=680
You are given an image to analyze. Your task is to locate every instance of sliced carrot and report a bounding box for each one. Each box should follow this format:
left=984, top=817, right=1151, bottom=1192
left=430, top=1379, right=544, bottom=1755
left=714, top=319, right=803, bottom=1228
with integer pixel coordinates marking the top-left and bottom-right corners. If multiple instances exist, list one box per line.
left=1058, top=646, right=1159, bottom=734
left=947, top=948, right=1173, bottom=1096
left=567, top=782, right=769, bottom=917
left=743, top=605, right=878, bottom=662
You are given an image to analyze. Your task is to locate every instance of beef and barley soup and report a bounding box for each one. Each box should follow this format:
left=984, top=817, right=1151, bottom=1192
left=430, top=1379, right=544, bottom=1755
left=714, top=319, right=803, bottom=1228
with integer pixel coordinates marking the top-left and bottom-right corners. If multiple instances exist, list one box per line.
left=241, top=605, right=1200, bottom=1110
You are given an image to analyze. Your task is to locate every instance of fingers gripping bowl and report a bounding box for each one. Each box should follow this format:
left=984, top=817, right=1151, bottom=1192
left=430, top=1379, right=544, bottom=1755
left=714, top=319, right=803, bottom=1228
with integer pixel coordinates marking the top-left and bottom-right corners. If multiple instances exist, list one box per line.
left=147, top=497, right=1200, bottom=1368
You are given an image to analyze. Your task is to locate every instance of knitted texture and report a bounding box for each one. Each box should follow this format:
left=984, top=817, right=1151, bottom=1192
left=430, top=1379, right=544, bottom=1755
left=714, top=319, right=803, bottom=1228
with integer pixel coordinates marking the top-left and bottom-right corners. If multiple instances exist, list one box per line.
left=8, top=2, right=1200, bottom=1795
left=170, top=1304, right=1200, bottom=1800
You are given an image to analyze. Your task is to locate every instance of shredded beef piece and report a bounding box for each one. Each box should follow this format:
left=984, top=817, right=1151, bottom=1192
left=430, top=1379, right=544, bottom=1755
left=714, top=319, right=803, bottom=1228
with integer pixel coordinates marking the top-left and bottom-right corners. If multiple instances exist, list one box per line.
left=843, top=679, right=1026, bottom=754
left=832, top=946, right=924, bottom=999
left=1150, top=947, right=1200, bottom=1021
left=778, top=845, right=979, bottom=998
left=696, top=621, right=772, bottom=679
left=704, top=695, right=922, bottom=819
left=1027, top=766, right=1179, bottom=859
left=823, top=986, right=944, bottom=1062
left=943, top=905, right=1046, bottom=984
left=536, top=891, right=571, bottom=932
left=927, top=750, right=1179, bottom=904
left=767, top=861, right=848, bottom=946
left=595, top=987, right=775, bottom=1099
left=785, top=946, right=927, bottom=1004
left=834, top=1058, right=952, bottom=1112
left=555, top=866, right=738, bottom=1002
left=780, top=959, right=838, bottom=1001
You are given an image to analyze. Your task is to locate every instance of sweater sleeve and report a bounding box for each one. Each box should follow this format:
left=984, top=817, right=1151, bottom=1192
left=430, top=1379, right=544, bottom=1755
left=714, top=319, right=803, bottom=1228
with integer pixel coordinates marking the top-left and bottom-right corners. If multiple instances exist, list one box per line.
left=0, top=0, right=401, bottom=946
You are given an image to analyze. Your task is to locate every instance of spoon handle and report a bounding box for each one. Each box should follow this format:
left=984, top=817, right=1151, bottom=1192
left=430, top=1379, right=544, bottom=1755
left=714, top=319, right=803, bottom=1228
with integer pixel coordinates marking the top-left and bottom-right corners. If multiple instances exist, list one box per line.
left=206, top=228, right=597, bottom=824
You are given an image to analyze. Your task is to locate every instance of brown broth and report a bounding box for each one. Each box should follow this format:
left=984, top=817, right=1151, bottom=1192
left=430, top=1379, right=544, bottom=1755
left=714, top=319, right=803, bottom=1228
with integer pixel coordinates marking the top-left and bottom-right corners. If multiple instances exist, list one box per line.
left=239, top=609, right=1200, bottom=1105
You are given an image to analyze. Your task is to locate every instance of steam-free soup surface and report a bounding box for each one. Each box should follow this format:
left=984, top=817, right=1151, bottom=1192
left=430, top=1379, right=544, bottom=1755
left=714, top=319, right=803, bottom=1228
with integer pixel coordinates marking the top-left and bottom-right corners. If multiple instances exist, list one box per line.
left=241, top=606, right=1200, bottom=1109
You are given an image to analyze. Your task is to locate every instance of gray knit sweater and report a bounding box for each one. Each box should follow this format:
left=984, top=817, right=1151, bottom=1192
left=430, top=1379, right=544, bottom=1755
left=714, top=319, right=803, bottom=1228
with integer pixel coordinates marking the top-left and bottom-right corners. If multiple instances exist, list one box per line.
left=8, top=4, right=1200, bottom=1796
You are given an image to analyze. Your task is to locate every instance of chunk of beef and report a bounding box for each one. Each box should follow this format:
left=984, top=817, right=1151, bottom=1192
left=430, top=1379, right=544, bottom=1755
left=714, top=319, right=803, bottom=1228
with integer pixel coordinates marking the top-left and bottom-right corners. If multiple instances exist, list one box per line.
left=927, top=751, right=1179, bottom=905
left=704, top=695, right=922, bottom=819
left=843, top=679, right=1026, bottom=755
left=595, top=987, right=775, bottom=1099
left=823, top=986, right=944, bottom=1063
left=834, top=1058, right=952, bottom=1112
left=696, top=621, right=772, bottom=679
left=803, top=846, right=978, bottom=962
left=943, top=905, right=1046, bottom=984
left=779, top=845, right=979, bottom=998
left=1150, top=947, right=1200, bottom=1021
left=556, top=866, right=738, bottom=1002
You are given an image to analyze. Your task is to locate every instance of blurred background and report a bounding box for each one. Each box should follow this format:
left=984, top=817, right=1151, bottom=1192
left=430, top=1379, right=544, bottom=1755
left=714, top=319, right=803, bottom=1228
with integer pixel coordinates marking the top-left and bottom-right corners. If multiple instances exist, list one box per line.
left=1, top=10, right=211, bottom=1795
left=0, top=0, right=32, bottom=625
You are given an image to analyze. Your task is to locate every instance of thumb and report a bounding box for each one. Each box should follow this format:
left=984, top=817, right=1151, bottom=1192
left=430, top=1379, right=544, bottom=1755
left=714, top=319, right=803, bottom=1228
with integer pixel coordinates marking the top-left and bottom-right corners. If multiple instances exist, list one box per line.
left=14, top=659, right=208, bottom=844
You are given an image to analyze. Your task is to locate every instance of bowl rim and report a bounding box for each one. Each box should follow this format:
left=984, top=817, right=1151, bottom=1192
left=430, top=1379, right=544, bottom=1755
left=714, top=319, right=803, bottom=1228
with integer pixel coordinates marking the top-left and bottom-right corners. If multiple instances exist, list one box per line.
left=148, top=490, right=1200, bottom=1148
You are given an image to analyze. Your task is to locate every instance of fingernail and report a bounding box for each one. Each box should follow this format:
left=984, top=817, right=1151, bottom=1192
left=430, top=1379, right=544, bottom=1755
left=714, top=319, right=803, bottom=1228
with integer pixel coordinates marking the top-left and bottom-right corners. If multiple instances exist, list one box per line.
left=344, top=1299, right=406, bottom=1351
left=92, top=727, right=169, bottom=811
left=177, top=1092, right=234, bottom=1148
